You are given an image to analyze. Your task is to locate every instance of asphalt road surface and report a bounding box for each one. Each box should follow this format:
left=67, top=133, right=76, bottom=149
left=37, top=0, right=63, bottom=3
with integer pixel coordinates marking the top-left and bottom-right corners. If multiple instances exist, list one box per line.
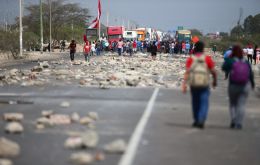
left=0, top=53, right=260, bottom=165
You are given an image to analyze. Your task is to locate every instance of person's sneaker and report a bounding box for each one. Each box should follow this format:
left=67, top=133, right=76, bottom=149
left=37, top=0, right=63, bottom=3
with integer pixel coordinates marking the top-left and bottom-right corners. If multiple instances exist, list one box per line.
left=235, top=124, right=242, bottom=130
left=197, top=123, right=204, bottom=129
left=192, top=122, right=198, bottom=128
left=230, top=123, right=236, bottom=129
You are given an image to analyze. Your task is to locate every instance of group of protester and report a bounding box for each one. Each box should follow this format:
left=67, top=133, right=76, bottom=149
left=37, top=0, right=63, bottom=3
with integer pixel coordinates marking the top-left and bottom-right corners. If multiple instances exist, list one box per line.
left=243, top=45, right=260, bottom=65
left=183, top=41, right=255, bottom=130
left=68, top=38, right=257, bottom=130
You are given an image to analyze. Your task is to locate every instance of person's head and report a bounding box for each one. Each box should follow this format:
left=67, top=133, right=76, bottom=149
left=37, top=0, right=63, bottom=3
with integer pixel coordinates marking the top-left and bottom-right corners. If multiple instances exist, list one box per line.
left=193, top=41, right=204, bottom=53
left=231, top=45, right=243, bottom=59
left=71, top=40, right=75, bottom=43
left=254, top=45, right=258, bottom=49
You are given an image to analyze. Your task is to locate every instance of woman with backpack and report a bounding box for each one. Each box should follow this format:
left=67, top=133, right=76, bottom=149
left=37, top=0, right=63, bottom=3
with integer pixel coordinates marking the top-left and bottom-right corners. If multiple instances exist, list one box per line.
left=222, top=45, right=255, bottom=129
left=182, top=41, right=217, bottom=129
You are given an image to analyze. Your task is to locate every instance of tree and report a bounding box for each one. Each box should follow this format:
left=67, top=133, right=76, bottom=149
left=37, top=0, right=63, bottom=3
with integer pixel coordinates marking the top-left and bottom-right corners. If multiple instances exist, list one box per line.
left=230, top=25, right=244, bottom=38
left=243, top=14, right=260, bottom=35
left=22, top=0, right=91, bottom=42
left=190, top=29, right=203, bottom=37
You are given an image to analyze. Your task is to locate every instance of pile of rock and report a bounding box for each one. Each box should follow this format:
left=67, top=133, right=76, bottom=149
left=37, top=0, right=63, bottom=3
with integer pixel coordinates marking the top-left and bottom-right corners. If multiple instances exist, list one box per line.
left=0, top=54, right=186, bottom=89
left=1, top=113, right=24, bottom=165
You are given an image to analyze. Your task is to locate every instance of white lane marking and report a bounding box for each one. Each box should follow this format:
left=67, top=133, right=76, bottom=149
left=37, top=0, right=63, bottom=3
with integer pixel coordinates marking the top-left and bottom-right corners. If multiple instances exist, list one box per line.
left=0, top=93, right=30, bottom=97
left=118, top=88, right=159, bottom=165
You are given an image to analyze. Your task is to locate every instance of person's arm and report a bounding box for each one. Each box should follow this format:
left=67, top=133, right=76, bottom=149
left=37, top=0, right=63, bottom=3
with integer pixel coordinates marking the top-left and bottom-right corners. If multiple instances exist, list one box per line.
left=182, top=70, right=189, bottom=93
left=207, top=56, right=217, bottom=87
left=210, top=69, right=217, bottom=88
left=182, top=58, right=192, bottom=93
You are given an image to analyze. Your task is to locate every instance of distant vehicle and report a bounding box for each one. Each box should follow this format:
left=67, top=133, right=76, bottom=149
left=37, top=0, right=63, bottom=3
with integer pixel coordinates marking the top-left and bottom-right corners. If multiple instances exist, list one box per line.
left=135, top=28, right=146, bottom=42
left=123, top=31, right=137, bottom=41
left=107, top=26, right=124, bottom=49
left=176, top=29, right=192, bottom=42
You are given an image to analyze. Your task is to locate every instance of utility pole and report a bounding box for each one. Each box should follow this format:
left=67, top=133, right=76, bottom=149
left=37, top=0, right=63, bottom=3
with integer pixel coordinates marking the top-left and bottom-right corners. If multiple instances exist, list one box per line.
left=40, top=0, right=43, bottom=54
left=71, top=20, right=74, bottom=40
left=49, top=0, right=52, bottom=53
left=19, top=0, right=23, bottom=57
left=98, top=20, right=101, bottom=40
left=106, top=0, right=110, bottom=27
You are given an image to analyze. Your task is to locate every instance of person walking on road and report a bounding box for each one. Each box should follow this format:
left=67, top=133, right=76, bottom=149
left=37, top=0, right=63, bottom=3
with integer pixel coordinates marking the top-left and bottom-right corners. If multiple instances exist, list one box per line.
left=247, top=45, right=254, bottom=64
left=212, top=45, right=217, bottom=54
left=83, top=40, right=91, bottom=62
left=117, top=39, right=123, bottom=56
left=68, top=40, right=76, bottom=62
left=182, top=41, right=217, bottom=129
left=253, top=45, right=258, bottom=65
left=151, top=41, right=158, bottom=60
left=185, top=42, right=191, bottom=55
left=222, top=45, right=255, bottom=129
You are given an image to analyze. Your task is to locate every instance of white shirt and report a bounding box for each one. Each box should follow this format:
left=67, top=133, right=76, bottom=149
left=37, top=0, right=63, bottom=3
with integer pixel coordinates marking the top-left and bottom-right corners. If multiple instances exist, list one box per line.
left=91, top=43, right=95, bottom=51
left=243, top=48, right=247, bottom=54
left=247, top=48, right=253, bottom=55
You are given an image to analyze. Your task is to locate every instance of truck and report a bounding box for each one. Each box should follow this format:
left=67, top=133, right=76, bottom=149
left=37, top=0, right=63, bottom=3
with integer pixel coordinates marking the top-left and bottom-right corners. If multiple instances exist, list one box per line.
left=135, top=28, right=146, bottom=42
left=107, top=26, right=124, bottom=49
left=123, top=31, right=137, bottom=41
left=176, top=29, right=192, bottom=43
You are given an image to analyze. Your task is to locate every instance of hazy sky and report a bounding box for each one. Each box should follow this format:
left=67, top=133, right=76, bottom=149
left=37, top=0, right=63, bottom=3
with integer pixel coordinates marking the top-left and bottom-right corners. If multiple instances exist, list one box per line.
left=1, top=0, right=259, bottom=33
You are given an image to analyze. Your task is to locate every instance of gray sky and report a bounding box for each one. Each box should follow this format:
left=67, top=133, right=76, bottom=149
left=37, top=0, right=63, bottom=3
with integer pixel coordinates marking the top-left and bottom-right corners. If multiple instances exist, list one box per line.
left=1, top=0, right=259, bottom=33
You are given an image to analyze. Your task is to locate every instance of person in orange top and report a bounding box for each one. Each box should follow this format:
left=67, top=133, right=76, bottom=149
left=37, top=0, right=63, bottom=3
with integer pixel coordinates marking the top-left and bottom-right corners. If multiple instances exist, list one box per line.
left=83, top=40, right=91, bottom=62
left=182, top=41, right=217, bottom=129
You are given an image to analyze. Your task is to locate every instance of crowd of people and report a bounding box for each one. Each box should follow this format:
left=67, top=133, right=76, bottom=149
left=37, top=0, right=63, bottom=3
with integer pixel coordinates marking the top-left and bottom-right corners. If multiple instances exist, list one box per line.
left=67, top=38, right=257, bottom=130
left=225, top=45, right=260, bottom=65
left=67, top=38, right=197, bottom=62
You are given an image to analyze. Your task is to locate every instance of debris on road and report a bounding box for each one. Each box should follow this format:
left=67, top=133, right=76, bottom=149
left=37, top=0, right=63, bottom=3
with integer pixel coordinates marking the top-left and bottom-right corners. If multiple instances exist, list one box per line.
left=71, top=112, right=80, bottom=123
left=64, top=136, right=83, bottom=149
left=41, top=110, right=54, bottom=118
left=5, top=122, right=24, bottom=134
left=88, top=112, right=99, bottom=121
left=36, top=117, right=54, bottom=127
left=60, top=101, right=70, bottom=108
left=81, top=131, right=99, bottom=148
left=80, top=117, right=94, bottom=125
left=50, top=114, right=71, bottom=125
left=0, top=137, right=20, bottom=158
left=94, top=152, right=105, bottom=161
left=0, top=159, right=13, bottom=165
left=104, top=139, right=127, bottom=154
left=3, top=113, right=24, bottom=122
left=0, top=54, right=186, bottom=89
left=70, top=152, right=94, bottom=165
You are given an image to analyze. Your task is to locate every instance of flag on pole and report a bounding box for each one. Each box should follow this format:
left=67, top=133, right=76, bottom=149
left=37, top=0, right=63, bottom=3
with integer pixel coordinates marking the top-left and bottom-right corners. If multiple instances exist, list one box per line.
left=88, top=0, right=101, bottom=29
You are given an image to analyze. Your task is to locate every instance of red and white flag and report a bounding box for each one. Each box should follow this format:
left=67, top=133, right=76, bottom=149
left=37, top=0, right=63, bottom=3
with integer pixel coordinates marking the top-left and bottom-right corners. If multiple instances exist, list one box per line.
left=88, top=0, right=102, bottom=29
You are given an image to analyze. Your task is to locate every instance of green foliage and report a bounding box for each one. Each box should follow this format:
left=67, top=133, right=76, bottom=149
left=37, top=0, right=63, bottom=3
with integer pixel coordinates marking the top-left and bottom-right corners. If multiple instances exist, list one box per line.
left=22, top=0, right=91, bottom=43
left=0, top=29, right=20, bottom=58
left=205, top=13, right=260, bottom=53
left=190, top=29, right=203, bottom=37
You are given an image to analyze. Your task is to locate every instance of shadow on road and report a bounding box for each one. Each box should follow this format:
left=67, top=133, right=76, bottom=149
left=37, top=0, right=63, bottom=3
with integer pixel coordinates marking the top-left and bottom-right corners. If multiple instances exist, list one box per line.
left=165, top=122, right=230, bottom=130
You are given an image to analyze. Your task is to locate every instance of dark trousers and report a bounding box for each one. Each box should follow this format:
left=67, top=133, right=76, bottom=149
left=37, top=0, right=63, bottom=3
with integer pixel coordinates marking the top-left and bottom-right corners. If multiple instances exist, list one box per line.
left=118, top=48, right=122, bottom=56
left=191, top=87, right=210, bottom=124
left=70, top=51, right=75, bottom=61
left=247, top=55, right=253, bottom=64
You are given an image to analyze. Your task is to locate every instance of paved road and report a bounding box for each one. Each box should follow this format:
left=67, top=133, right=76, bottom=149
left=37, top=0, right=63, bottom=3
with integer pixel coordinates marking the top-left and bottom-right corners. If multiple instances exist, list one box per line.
left=0, top=54, right=260, bottom=165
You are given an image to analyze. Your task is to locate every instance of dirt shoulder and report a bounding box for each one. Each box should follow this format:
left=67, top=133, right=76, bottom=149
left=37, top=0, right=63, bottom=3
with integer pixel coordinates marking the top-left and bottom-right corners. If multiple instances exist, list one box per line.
left=0, top=51, right=63, bottom=68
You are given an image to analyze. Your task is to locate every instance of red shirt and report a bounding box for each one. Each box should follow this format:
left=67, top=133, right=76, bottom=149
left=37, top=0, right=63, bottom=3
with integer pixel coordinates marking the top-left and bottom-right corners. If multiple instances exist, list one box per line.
left=133, top=41, right=137, bottom=48
left=83, top=42, right=90, bottom=53
left=186, top=53, right=215, bottom=70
